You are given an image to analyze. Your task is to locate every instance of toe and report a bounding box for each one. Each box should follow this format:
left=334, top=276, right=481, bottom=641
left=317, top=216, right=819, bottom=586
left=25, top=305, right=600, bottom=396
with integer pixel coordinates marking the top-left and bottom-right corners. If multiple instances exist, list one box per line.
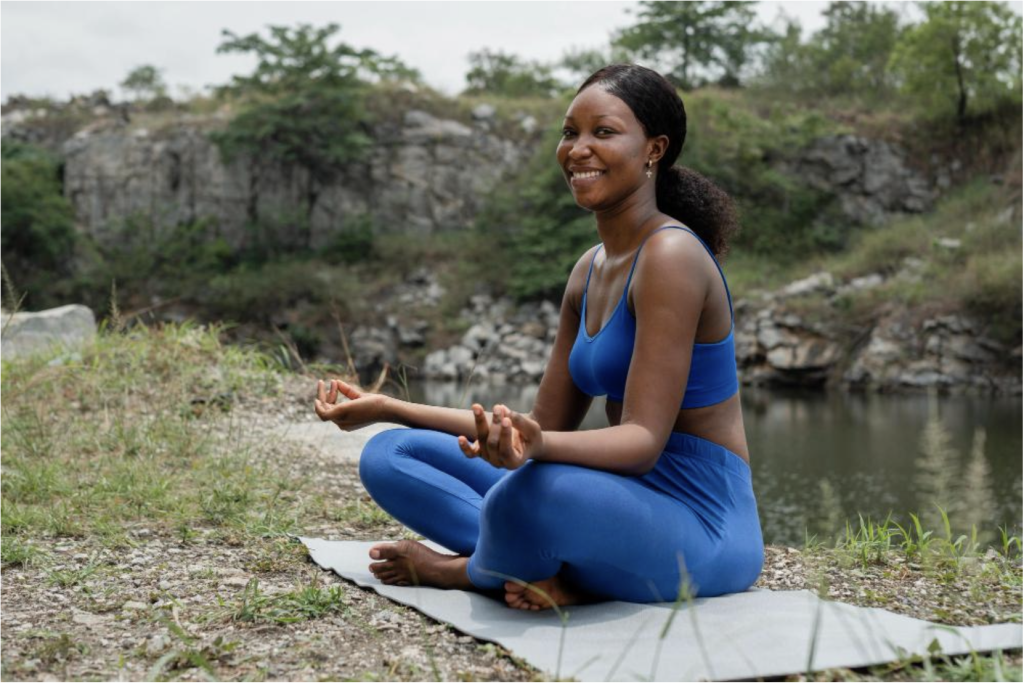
left=370, top=543, right=396, bottom=560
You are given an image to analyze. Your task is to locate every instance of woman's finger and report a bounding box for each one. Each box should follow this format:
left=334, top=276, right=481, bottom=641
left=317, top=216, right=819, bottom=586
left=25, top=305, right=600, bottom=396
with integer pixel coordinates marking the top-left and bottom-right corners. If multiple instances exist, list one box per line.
left=317, top=379, right=326, bottom=403
left=498, top=416, right=515, bottom=462
left=327, top=380, right=338, bottom=404
left=472, top=404, right=490, bottom=453
left=458, top=436, right=476, bottom=458
left=314, top=399, right=328, bottom=421
left=336, top=380, right=362, bottom=400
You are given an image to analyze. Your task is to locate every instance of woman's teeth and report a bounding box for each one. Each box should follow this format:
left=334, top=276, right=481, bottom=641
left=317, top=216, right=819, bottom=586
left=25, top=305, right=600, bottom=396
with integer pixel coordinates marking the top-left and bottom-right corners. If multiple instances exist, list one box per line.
left=573, top=171, right=603, bottom=179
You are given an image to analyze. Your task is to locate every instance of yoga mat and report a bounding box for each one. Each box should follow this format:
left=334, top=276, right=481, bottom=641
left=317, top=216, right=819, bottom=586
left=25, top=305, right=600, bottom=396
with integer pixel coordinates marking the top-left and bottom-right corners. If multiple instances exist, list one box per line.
left=301, top=537, right=1022, bottom=681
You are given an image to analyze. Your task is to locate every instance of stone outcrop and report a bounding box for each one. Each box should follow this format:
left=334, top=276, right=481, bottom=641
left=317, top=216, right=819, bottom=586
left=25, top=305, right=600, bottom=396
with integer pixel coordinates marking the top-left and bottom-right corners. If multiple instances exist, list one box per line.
left=422, top=295, right=558, bottom=384
left=58, top=109, right=525, bottom=250
left=780, top=134, right=936, bottom=225
left=1, top=304, right=97, bottom=359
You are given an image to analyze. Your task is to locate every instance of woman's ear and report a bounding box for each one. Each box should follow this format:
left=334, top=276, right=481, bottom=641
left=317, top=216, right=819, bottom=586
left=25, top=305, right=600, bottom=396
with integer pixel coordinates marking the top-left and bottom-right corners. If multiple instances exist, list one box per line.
left=647, top=134, right=670, bottom=164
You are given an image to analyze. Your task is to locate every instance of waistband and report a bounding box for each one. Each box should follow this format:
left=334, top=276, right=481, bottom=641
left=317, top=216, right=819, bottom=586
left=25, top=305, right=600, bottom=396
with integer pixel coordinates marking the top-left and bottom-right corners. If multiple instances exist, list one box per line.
left=662, top=432, right=752, bottom=482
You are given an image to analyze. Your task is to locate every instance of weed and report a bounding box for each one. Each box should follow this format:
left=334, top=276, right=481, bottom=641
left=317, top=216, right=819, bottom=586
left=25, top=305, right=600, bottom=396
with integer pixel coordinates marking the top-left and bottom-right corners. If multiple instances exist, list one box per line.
left=48, top=558, right=101, bottom=588
left=32, top=633, right=88, bottom=668
left=335, top=497, right=394, bottom=529
left=0, top=537, right=47, bottom=568
left=229, top=578, right=350, bottom=624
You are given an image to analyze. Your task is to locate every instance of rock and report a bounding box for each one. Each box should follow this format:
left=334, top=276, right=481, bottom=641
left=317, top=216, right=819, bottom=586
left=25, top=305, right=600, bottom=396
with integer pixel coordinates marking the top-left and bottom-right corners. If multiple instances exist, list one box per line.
left=935, top=237, right=961, bottom=250
left=122, top=600, right=149, bottom=611
left=72, top=611, right=109, bottom=626
left=779, top=272, right=834, bottom=298
left=471, top=104, right=496, bottom=122
left=145, top=634, right=170, bottom=657
left=60, top=111, right=524, bottom=251
left=1, top=305, right=96, bottom=360
left=779, top=135, right=935, bottom=225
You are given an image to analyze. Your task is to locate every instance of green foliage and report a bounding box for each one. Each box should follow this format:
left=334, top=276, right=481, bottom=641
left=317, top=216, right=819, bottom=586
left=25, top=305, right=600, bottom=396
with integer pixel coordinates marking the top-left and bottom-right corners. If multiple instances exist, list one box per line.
left=614, top=1, right=768, bottom=89
left=0, top=140, right=77, bottom=307
left=463, top=49, right=563, bottom=98
left=474, top=126, right=595, bottom=301
left=70, top=216, right=235, bottom=313
left=888, top=1, right=1022, bottom=122
left=759, top=2, right=903, bottom=104
left=120, top=64, right=167, bottom=101
left=211, top=23, right=417, bottom=185
left=681, top=90, right=846, bottom=257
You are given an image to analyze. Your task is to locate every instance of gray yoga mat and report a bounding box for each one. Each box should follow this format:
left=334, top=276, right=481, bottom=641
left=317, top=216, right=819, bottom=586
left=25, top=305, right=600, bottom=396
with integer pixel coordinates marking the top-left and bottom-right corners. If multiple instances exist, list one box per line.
left=301, top=537, right=1022, bottom=681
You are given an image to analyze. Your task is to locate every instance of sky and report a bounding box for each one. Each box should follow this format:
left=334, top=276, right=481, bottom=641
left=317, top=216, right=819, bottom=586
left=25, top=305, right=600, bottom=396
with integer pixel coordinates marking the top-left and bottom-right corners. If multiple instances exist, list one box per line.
left=0, top=1, right=1020, bottom=103
left=0, top=0, right=836, bottom=102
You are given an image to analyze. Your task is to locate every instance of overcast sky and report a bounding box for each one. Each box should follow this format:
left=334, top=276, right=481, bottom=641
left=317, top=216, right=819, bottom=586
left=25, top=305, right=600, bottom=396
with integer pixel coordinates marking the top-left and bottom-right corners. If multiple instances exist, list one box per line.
left=1, top=1, right=1019, bottom=102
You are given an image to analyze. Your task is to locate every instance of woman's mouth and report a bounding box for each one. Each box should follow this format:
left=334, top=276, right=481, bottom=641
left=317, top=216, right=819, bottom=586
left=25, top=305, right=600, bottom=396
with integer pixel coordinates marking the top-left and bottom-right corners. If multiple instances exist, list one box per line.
left=570, top=170, right=605, bottom=185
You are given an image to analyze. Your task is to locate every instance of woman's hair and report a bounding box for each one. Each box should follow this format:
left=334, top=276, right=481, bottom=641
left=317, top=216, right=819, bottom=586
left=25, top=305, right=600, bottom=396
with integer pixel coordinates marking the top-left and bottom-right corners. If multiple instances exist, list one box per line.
left=577, top=64, right=739, bottom=258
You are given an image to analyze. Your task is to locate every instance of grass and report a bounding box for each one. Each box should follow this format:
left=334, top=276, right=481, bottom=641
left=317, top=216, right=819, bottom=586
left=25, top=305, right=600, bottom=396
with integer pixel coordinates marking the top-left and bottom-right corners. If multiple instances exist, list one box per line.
left=0, top=321, right=312, bottom=543
left=226, top=577, right=350, bottom=624
left=781, top=179, right=1020, bottom=343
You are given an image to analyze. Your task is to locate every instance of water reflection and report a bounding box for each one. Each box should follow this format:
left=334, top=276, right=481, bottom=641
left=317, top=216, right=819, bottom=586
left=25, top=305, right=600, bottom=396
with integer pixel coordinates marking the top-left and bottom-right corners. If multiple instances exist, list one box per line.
left=399, top=380, right=1022, bottom=546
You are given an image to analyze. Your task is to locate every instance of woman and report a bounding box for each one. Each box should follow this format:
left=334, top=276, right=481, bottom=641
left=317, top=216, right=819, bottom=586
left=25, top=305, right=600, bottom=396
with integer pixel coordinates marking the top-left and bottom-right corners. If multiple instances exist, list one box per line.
left=314, top=64, right=763, bottom=611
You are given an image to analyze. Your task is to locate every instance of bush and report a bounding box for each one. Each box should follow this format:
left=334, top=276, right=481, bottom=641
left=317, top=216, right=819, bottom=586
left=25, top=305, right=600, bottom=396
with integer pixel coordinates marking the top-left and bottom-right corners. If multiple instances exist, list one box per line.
left=0, top=141, right=77, bottom=308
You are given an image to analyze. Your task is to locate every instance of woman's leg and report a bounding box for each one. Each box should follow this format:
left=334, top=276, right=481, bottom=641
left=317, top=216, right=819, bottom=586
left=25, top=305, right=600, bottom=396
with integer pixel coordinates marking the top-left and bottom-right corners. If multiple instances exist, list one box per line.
left=358, top=428, right=508, bottom=555
left=466, top=457, right=762, bottom=603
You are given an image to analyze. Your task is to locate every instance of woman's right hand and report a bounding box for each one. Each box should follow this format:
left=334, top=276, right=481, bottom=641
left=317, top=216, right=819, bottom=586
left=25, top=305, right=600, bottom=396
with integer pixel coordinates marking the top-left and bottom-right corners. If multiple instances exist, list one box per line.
left=314, top=379, right=390, bottom=431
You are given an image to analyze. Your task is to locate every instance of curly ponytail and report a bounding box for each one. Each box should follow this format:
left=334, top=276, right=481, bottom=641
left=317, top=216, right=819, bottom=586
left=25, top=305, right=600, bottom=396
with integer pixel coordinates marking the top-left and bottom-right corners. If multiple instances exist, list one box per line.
left=578, top=64, right=740, bottom=258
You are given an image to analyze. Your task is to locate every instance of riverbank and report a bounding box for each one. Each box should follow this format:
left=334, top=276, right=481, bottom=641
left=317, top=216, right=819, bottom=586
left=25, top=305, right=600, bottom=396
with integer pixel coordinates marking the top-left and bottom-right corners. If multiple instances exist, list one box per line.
left=2, top=325, right=1020, bottom=681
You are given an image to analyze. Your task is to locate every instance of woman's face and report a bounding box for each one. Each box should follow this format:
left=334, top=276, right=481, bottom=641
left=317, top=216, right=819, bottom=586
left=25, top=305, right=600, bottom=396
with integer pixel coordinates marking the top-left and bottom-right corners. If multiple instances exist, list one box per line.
left=556, top=85, right=659, bottom=212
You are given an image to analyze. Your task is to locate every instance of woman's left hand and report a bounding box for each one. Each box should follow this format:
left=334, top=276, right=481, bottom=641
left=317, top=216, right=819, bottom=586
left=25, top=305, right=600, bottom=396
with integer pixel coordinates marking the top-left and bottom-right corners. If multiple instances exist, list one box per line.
left=458, top=403, right=543, bottom=470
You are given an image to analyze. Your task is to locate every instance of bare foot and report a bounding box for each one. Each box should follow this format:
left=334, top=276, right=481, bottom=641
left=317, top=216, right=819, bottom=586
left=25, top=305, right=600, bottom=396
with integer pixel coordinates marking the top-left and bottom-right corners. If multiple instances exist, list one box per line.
left=503, top=572, right=590, bottom=611
left=368, top=540, right=474, bottom=590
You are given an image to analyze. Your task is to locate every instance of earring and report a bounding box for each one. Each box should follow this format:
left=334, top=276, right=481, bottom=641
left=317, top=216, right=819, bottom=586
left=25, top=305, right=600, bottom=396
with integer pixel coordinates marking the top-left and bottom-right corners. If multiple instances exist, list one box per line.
left=646, top=160, right=653, bottom=179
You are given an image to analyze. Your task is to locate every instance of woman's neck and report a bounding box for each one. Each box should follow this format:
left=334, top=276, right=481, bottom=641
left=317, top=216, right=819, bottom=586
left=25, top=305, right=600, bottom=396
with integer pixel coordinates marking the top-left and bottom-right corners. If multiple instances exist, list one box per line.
left=594, top=193, right=665, bottom=259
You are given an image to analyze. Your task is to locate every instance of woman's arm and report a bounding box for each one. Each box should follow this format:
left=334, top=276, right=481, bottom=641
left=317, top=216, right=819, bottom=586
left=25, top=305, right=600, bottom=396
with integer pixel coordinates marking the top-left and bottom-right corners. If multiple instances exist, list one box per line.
left=385, top=399, right=479, bottom=437
left=532, top=231, right=709, bottom=475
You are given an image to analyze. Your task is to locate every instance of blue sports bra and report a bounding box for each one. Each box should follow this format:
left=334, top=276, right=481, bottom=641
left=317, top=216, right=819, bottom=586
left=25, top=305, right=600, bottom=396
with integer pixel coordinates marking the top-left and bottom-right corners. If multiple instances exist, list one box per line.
left=567, top=225, right=738, bottom=409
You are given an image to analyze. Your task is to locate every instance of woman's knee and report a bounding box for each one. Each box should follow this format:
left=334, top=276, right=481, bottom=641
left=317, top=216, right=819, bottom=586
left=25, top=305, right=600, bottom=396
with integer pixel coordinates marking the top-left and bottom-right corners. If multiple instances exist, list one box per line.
left=358, top=427, right=409, bottom=491
left=481, top=461, right=581, bottom=520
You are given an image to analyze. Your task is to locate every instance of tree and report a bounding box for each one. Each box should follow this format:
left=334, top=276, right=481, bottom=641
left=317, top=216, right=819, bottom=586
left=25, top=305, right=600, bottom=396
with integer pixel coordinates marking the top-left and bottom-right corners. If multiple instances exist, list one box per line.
left=888, top=1, right=1022, bottom=122
left=0, top=141, right=77, bottom=306
left=463, top=50, right=562, bottom=98
left=613, top=1, right=767, bottom=89
left=120, top=64, right=167, bottom=101
left=810, top=2, right=903, bottom=96
left=757, top=2, right=903, bottom=102
left=558, top=45, right=635, bottom=88
left=210, top=23, right=419, bottom=245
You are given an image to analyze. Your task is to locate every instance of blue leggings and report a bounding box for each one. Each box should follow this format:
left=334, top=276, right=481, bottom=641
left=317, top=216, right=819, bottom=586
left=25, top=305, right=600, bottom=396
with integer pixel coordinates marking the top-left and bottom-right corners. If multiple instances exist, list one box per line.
left=358, top=428, right=764, bottom=602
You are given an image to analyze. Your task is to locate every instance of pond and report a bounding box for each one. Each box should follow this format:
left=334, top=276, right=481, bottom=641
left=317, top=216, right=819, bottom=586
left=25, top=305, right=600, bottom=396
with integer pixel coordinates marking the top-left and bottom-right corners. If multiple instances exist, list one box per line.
left=397, top=380, right=1023, bottom=547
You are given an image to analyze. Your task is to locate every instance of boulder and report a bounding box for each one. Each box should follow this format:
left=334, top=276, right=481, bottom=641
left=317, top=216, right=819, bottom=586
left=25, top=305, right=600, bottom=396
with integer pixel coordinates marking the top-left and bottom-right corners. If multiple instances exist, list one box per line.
left=1, top=305, right=96, bottom=359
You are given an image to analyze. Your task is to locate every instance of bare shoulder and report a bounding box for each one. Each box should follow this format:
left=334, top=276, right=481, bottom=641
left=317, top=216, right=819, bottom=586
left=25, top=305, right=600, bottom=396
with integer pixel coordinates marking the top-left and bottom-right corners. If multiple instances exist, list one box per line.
left=633, top=228, right=712, bottom=294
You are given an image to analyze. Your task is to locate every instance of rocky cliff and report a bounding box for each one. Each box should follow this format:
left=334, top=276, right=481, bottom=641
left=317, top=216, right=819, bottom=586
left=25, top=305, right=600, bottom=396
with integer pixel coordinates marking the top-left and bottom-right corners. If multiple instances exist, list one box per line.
left=57, top=109, right=524, bottom=249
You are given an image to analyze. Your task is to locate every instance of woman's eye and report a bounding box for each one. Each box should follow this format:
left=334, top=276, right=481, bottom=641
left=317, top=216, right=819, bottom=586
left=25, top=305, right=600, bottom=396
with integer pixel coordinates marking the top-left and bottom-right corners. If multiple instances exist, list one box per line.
left=596, top=128, right=615, bottom=135
left=561, top=129, right=576, bottom=138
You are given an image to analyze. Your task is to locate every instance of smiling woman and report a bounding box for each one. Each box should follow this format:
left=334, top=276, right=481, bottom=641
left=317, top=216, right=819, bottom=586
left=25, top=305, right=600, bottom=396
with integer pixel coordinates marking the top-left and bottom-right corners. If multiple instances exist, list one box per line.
left=315, top=64, right=762, bottom=611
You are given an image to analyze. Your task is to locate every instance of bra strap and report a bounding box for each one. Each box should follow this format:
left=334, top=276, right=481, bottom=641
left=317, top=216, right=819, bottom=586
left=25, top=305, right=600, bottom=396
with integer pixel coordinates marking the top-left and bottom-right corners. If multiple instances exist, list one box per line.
left=583, top=244, right=603, bottom=296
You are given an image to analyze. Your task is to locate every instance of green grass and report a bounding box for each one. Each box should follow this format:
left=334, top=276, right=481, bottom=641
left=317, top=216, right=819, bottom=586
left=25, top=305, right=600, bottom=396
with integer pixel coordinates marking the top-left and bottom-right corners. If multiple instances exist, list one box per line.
left=226, top=577, right=350, bottom=624
left=0, top=322, right=317, bottom=545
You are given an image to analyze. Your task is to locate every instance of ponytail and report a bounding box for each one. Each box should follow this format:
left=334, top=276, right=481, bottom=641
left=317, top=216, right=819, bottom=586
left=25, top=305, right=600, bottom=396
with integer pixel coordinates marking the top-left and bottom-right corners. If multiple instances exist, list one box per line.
left=655, top=165, right=740, bottom=259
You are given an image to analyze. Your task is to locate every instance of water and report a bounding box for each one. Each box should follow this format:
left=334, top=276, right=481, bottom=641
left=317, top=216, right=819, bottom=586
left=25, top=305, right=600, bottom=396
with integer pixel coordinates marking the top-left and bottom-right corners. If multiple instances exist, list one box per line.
left=397, top=380, right=1022, bottom=546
